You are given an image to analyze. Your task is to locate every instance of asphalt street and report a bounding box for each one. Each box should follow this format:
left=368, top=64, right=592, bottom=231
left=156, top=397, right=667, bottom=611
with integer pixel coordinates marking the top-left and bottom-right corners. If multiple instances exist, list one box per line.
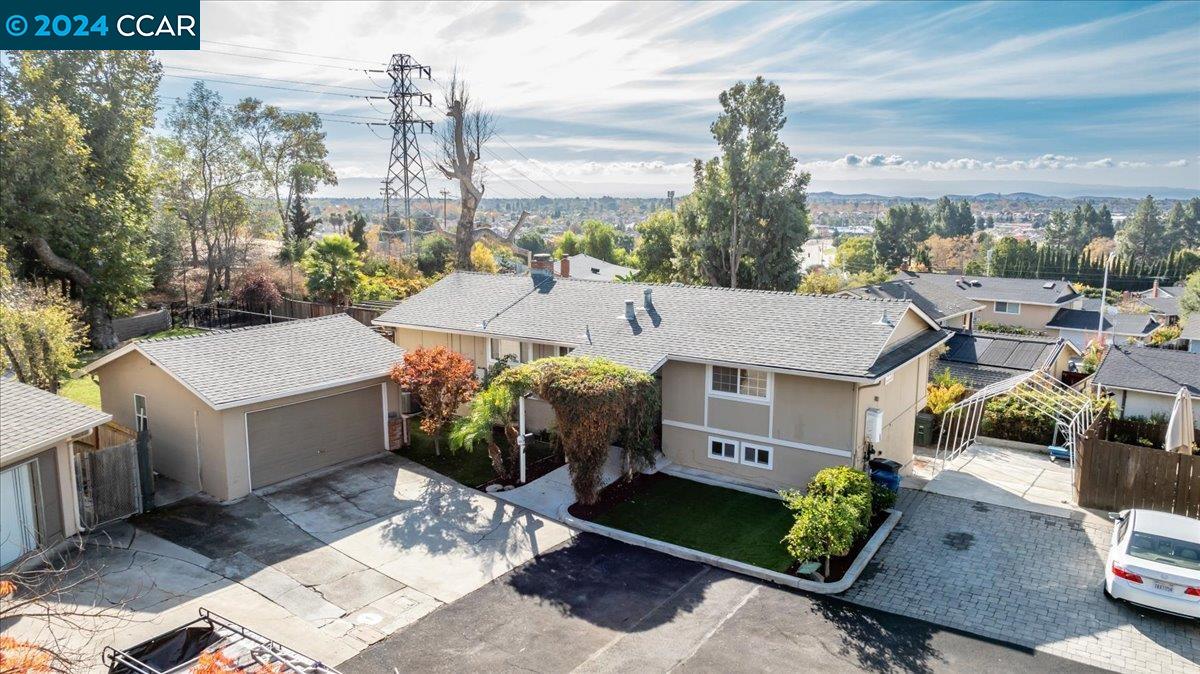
left=342, top=533, right=1104, bottom=673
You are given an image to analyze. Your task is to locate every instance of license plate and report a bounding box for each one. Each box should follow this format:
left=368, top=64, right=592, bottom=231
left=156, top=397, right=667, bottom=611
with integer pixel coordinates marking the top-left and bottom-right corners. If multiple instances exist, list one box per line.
left=1153, top=582, right=1175, bottom=593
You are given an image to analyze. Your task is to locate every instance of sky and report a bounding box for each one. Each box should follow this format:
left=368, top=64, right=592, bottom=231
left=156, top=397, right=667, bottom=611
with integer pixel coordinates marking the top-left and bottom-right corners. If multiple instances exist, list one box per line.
left=157, top=0, right=1200, bottom=199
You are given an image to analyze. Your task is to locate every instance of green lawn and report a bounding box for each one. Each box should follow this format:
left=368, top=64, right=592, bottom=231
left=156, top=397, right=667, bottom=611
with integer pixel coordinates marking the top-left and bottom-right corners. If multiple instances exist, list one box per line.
left=592, top=475, right=796, bottom=572
left=398, top=428, right=558, bottom=488
left=59, top=376, right=102, bottom=409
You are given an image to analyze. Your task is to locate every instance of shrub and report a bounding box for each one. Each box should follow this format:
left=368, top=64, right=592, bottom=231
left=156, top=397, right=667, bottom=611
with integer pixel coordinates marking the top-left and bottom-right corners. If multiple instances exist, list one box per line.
left=871, top=482, right=897, bottom=514
left=780, top=466, right=877, bottom=576
left=1147, top=324, right=1181, bottom=346
left=391, top=346, right=478, bottom=453
left=232, top=271, right=282, bottom=311
left=925, top=378, right=967, bottom=416
left=976, top=322, right=1043, bottom=336
left=804, top=466, right=874, bottom=530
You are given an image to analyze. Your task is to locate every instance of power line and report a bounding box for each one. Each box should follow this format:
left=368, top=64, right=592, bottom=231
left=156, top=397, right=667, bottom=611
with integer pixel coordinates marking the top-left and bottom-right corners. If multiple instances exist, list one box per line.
left=493, top=133, right=585, bottom=198
left=200, top=40, right=386, bottom=67
left=483, top=148, right=562, bottom=198
left=163, top=73, right=383, bottom=100
left=193, top=48, right=370, bottom=72
left=164, top=65, right=381, bottom=94
left=166, top=96, right=385, bottom=126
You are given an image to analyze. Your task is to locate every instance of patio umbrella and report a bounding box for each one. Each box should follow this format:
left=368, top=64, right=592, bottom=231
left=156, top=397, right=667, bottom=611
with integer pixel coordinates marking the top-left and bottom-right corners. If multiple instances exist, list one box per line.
left=1164, top=386, right=1195, bottom=454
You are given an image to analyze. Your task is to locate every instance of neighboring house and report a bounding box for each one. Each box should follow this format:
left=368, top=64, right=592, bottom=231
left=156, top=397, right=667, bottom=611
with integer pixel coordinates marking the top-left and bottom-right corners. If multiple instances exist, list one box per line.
left=1, top=379, right=110, bottom=569
left=1132, top=282, right=1185, bottom=324
left=841, top=277, right=983, bottom=330
left=1045, top=308, right=1157, bottom=349
left=933, top=331, right=1080, bottom=389
left=894, top=271, right=1083, bottom=332
left=554, top=253, right=636, bottom=281
left=1181, top=318, right=1200, bottom=353
left=84, top=315, right=406, bottom=502
left=375, top=271, right=952, bottom=491
left=1093, top=345, right=1200, bottom=419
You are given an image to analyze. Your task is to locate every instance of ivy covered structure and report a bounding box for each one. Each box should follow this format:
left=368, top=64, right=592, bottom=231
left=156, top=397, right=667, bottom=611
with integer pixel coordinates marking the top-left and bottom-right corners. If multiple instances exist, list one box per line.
left=374, top=267, right=953, bottom=493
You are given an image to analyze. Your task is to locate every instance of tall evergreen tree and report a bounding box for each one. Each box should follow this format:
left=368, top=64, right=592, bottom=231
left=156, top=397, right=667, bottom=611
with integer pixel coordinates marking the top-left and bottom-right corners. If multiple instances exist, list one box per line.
left=1120, top=195, right=1165, bottom=258
left=872, top=204, right=929, bottom=270
left=347, top=211, right=368, bottom=253
left=1097, top=204, right=1115, bottom=238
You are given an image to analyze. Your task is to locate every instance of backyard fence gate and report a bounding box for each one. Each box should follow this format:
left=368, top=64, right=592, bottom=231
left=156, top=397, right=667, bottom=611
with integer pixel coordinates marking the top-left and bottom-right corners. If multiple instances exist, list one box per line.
left=75, top=438, right=143, bottom=528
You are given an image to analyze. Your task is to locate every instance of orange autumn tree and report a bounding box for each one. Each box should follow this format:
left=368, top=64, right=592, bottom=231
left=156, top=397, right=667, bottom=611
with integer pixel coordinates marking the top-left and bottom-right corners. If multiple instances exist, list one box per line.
left=390, top=346, right=478, bottom=454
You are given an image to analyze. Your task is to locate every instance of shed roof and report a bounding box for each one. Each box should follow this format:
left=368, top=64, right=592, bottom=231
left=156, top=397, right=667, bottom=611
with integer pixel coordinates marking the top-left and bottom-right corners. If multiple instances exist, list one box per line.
left=1, top=378, right=111, bottom=463
left=1094, top=345, right=1200, bottom=396
left=86, top=314, right=404, bottom=410
left=375, top=272, right=949, bottom=380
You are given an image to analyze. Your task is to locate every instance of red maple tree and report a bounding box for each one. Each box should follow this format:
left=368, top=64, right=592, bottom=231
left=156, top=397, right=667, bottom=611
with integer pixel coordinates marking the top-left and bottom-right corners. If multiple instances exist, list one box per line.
left=390, top=346, right=478, bottom=452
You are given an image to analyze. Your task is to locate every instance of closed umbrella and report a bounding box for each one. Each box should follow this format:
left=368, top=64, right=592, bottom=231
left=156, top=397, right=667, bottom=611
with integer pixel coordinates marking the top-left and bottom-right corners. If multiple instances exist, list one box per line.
left=1164, top=386, right=1195, bottom=454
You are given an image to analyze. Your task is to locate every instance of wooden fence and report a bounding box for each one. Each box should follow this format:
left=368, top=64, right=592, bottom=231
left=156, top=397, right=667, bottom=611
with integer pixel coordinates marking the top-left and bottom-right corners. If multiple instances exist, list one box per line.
left=276, top=298, right=394, bottom=326
left=1075, top=419, right=1200, bottom=517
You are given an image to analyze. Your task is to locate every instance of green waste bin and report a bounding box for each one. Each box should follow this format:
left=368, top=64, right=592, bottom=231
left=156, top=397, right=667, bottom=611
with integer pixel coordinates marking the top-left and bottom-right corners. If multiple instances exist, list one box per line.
left=914, top=412, right=934, bottom=446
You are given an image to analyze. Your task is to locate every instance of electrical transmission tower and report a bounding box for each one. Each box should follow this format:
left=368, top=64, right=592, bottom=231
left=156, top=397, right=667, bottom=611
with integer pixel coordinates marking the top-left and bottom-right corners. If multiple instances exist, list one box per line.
left=382, top=54, right=433, bottom=255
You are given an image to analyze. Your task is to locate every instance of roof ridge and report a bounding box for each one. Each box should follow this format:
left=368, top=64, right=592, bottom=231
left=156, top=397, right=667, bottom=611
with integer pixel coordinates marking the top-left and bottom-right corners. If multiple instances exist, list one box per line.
left=138, top=313, right=347, bottom=344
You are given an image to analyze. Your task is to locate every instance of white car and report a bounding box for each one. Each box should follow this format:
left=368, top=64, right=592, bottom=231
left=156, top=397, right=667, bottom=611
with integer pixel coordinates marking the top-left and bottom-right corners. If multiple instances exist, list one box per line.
left=1105, top=509, right=1200, bottom=619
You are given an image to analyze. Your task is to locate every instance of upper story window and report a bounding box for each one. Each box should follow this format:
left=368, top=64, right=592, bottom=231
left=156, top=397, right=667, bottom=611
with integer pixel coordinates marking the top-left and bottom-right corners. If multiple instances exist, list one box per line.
left=994, top=301, right=1020, bottom=315
left=710, top=365, right=768, bottom=400
left=489, top=338, right=524, bottom=363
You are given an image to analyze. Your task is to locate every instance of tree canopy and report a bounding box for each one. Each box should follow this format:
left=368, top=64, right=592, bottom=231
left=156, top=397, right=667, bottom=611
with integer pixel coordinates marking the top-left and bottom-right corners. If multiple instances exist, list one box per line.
left=302, top=234, right=361, bottom=305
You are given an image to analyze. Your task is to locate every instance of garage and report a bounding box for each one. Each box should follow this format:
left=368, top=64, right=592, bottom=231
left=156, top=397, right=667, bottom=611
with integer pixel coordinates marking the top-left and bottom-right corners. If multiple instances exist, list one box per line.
left=247, top=385, right=385, bottom=489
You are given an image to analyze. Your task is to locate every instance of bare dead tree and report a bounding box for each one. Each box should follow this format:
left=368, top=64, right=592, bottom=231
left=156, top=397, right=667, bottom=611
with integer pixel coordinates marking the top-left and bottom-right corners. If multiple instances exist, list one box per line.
left=434, top=72, right=529, bottom=270
left=1, top=543, right=148, bottom=673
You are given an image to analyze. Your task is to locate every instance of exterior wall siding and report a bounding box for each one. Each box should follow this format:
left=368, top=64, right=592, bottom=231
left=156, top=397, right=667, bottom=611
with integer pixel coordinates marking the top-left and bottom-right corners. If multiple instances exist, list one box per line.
left=661, top=424, right=844, bottom=490
left=854, top=354, right=927, bottom=472
left=974, top=302, right=1060, bottom=332
left=392, top=327, right=487, bottom=366
left=1115, top=389, right=1199, bottom=420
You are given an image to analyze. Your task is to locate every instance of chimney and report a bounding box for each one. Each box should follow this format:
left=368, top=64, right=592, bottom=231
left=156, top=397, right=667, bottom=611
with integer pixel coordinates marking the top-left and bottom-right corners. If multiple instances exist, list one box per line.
left=643, top=288, right=653, bottom=309
left=531, top=253, right=552, bottom=281
left=624, top=300, right=636, bottom=320
left=1152, top=279, right=1160, bottom=298
left=559, top=256, right=570, bottom=278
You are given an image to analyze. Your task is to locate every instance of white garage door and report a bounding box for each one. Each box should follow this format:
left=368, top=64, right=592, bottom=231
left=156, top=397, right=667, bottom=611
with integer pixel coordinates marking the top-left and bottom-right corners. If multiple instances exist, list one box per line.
left=247, top=385, right=384, bottom=489
left=1, top=462, right=38, bottom=567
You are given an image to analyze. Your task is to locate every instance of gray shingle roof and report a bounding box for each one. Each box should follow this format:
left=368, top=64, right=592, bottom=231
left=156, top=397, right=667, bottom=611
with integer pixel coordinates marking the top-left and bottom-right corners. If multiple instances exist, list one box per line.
left=1, top=378, right=111, bottom=462
left=1139, top=296, right=1181, bottom=316
left=94, top=314, right=405, bottom=409
left=557, top=254, right=636, bottom=282
left=844, top=277, right=982, bottom=321
left=1094, top=345, right=1200, bottom=396
left=897, top=271, right=1079, bottom=305
left=1046, top=308, right=1156, bottom=336
left=1181, top=317, right=1200, bottom=342
left=376, top=272, right=949, bottom=379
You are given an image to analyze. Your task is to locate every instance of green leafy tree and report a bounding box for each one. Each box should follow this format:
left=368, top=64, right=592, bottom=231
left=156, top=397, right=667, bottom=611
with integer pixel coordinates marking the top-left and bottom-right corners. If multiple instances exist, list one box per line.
left=931, top=197, right=974, bottom=237
left=515, top=230, right=548, bottom=255
left=872, top=204, right=929, bottom=270
left=581, top=220, right=619, bottom=263
left=234, top=98, right=336, bottom=233
left=780, top=491, right=863, bottom=577
left=347, top=211, right=369, bottom=253
left=302, top=234, right=362, bottom=305
left=0, top=51, right=160, bottom=349
left=1044, top=209, right=1084, bottom=250
left=556, top=230, right=582, bottom=257
left=0, top=248, right=87, bottom=392
left=677, top=77, right=810, bottom=290
left=1180, top=269, right=1200, bottom=316
left=632, top=210, right=679, bottom=282
left=834, top=235, right=875, bottom=272
left=417, top=233, right=455, bottom=276
left=1120, top=195, right=1165, bottom=258
left=280, top=193, right=319, bottom=266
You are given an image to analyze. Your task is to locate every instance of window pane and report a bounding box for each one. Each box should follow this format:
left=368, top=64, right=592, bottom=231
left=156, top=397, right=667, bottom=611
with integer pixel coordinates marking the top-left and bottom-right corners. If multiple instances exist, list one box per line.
left=724, top=443, right=736, bottom=458
left=712, top=366, right=739, bottom=393
left=757, top=448, right=769, bottom=464
left=710, top=440, right=723, bottom=457
left=739, top=369, right=768, bottom=397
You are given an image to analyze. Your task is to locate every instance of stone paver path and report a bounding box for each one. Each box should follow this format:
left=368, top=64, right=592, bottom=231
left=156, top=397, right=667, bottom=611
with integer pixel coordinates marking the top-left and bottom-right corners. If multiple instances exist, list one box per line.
left=843, top=489, right=1200, bottom=674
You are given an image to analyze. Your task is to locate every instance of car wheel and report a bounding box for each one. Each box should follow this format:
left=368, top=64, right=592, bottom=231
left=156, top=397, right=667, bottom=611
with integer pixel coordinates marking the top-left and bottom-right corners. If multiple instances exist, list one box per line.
left=1103, top=585, right=1115, bottom=601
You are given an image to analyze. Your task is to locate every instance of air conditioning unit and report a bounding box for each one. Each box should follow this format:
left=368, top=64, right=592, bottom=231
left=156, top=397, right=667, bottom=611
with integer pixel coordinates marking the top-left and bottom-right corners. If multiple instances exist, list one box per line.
left=398, top=390, right=419, bottom=415
left=865, top=408, right=883, bottom=444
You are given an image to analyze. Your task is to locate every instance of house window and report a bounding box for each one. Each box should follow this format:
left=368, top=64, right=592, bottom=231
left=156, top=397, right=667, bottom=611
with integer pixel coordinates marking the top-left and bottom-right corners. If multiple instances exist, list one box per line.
left=741, top=442, right=773, bottom=469
left=710, top=366, right=769, bottom=399
left=557, top=345, right=573, bottom=357
left=994, top=301, right=1020, bottom=315
left=489, top=338, right=522, bottom=363
left=133, top=394, right=148, bottom=433
left=708, top=437, right=738, bottom=463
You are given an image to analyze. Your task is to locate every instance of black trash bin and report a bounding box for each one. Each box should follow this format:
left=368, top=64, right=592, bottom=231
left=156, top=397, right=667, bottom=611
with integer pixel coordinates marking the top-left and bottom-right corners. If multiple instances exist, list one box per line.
left=868, top=457, right=902, bottom=493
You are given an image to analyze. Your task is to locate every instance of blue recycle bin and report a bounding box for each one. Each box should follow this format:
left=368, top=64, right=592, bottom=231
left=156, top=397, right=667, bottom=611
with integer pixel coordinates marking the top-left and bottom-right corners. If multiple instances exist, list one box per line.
left=868, top=457, right=902, bottom=493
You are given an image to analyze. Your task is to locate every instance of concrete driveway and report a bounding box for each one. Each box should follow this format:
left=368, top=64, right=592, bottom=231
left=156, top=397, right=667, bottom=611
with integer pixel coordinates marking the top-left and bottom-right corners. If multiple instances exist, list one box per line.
left=4, top=453, right=573, bottom=671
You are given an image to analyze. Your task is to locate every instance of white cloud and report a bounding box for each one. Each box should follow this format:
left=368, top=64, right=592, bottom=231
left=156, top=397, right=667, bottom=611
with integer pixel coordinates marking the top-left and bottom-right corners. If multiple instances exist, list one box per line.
left=1166, top=159, right=1190, bottom=167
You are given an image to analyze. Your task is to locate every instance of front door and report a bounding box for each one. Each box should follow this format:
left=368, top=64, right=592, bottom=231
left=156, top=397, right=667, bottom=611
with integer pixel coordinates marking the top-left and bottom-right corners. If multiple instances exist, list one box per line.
left=0, top=462, right=38, bottom=567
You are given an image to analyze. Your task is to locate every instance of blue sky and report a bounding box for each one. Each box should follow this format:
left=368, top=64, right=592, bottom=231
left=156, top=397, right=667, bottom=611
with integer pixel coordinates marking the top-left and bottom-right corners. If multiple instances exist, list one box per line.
left=157, top=1, right=1200, bottom=197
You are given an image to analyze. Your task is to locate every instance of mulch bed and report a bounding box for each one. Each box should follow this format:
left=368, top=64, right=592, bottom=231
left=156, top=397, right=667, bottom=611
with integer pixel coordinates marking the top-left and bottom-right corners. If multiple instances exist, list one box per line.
left=566, top=471, right=663, bottom=520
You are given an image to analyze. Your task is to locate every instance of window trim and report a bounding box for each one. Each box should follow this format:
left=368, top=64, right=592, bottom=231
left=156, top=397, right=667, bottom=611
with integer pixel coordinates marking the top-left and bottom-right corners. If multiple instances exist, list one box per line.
left=707, top=435, right=739, bottom=464
left=740, top=441, right=774, bottom=470
left=133, top=393, right=148, bottom=433
left=706, top=365, right=772, bottom=404
left=993, top=301, right=1021, bottom=315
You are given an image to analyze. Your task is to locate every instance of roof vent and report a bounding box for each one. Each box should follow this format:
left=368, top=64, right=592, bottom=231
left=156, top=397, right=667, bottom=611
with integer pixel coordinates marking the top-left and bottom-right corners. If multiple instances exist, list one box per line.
left=591, top=267, right=601, bottom=275
left=878, top=310, right=893, bottom=327
left=624, top=300, right=636, bottom=320
left=1043, top=281, right=1055, bottom=289
left=643, top=288, right=653, bottom=309
left=970, top=280, right=981, bottom=287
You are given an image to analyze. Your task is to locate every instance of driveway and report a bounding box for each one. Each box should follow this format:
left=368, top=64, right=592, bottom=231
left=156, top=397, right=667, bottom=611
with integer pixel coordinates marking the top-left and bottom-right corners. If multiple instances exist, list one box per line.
left=4, top=453, right=573, bottom=671
left=343, top=534, right=1099, bottom=673
left=842, top=489, right=1199, bottom=674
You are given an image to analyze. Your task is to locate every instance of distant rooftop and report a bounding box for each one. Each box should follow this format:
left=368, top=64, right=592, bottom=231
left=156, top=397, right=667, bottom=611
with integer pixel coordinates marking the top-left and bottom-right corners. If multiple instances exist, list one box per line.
left=1046, top=308, right=1156, bottom=336
left=844, top=277, right=981, bottom=321
left=896, top=271, right=1080, bottom=306
left=555, top=253, right=636, bottom=282
left=1094, top=345, right=1200, bottom=396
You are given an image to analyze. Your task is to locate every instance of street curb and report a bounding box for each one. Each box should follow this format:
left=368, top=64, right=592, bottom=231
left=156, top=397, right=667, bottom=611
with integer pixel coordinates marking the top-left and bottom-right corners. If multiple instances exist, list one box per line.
left=558, top=506, right=902, bottom=595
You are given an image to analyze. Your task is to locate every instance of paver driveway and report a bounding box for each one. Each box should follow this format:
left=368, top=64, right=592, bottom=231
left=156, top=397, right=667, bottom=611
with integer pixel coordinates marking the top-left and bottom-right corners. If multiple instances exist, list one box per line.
left=2, top=453, right=573, bottom=672
left=843, top=489, right=1200, bottom=674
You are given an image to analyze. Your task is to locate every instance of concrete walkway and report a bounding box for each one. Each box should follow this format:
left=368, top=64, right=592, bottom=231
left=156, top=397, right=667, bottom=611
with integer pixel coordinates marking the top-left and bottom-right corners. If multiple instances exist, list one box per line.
left=5, top=453, right=574, bottom=672
left=493, top=446, right=627, bottom=518
left=907, top=443, right=1107, bottom=525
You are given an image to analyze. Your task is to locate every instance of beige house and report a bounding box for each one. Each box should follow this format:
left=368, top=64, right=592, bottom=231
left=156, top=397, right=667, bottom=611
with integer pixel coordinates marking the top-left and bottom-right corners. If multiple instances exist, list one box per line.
left=375, top=270, right=951, bottom=491
left=84, top=315, right=406, bottom=502
left=894, top=272, right=1083, bottom=333
left=1, top=379, right=110, bottom=569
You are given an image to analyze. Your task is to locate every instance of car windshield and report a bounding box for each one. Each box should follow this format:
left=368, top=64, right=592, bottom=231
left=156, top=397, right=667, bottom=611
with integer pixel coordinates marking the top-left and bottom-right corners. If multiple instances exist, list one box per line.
left=1127, top=531, right=1200, bottom=571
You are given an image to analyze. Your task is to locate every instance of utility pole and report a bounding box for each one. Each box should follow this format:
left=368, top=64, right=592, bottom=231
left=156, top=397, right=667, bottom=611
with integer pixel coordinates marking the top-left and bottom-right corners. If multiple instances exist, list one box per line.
left=439, top=188, right=449, bottom=231
left=667, top=190, right=675, bottom=210
left=1097, top=252, right=1114, bottom=345
left=382, top=54, right=433, bottom=256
